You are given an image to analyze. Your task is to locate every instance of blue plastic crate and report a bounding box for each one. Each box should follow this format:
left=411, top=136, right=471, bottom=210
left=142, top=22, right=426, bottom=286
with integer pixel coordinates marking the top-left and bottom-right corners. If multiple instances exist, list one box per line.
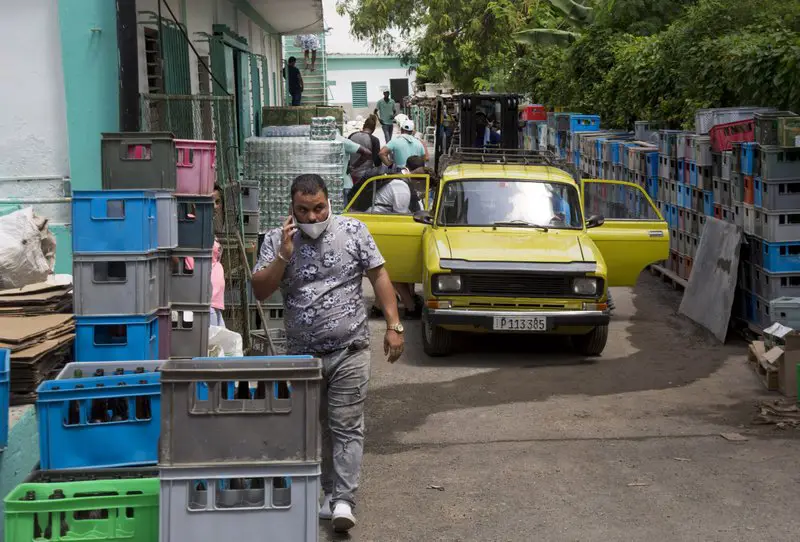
left=703, top=191, right=714, bottom=216
left=36, top=372, right=161, bottom=469
left=611, top=142, right=622, bottom=165
left=0, top=348, right=8, bottom=449
left=645, top=152, right=659, bottom=178
left=754, top=177, right=763, bottom=208
left=677, top=184, right=687, bottom=208
left=762, top=241, right=800, bottom=274
left=570, top=114, right=601, bottom=133
left=663, top=204, right=673, bottom=228
left=669, top=205, right=678, bottom=228
left=646, top=177, right=658, bottom=200
left=595, top=139, right=605, bottom=160
left=573, top=150, right=581, bottom=168
left=745, top=292, right=757, bottom=324
left=689, top=161, right=699, bottom=187
left=677, top=159, right=685, bottom=184
left=75, top=313, right=159, bottom=362
left=72, top=190, right=157, bottom=253
left=742, top=142, right=757, bottom=176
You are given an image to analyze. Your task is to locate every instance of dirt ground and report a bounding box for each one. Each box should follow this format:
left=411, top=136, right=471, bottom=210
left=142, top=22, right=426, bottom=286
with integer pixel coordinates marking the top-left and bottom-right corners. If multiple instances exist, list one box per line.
left=320, top=273, right=800, bottom=541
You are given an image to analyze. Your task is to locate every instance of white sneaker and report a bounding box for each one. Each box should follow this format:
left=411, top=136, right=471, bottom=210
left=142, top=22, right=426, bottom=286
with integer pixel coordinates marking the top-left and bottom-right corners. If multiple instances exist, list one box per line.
left=332, top=501, right=356, bottom=532
left=319, top=493, right=333, bottom=520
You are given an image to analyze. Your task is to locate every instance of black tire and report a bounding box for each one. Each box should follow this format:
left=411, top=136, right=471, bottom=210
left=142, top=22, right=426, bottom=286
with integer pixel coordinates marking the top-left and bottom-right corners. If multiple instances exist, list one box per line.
left=572, top=325, right=609, bottom=357
left=422, top=315, right=454, bottom=357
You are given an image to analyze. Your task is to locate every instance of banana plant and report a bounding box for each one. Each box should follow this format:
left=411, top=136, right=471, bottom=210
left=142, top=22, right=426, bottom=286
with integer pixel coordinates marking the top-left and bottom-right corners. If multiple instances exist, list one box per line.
left=514, top=0, right=598, bottom=46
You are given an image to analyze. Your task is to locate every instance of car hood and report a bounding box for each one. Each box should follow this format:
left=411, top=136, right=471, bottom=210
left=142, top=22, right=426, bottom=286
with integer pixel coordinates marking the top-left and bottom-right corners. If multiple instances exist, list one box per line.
left=439, top=228, right=590, bottom=263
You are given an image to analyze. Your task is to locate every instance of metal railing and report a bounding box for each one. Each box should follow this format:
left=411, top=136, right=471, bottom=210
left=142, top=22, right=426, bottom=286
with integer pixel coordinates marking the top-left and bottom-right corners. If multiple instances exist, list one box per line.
left=140, top=93, right=238, bottom=185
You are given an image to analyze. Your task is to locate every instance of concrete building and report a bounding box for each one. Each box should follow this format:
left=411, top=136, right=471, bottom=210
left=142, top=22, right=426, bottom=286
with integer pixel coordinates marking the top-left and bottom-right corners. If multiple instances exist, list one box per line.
left=0, top=0, right=322, bottom=528
left=322, top=0, right=415, bottom=118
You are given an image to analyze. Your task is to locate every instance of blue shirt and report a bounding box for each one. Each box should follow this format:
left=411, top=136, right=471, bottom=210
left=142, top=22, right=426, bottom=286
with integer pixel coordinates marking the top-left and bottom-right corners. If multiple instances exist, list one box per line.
left=386, top=134, right=426, bottom=168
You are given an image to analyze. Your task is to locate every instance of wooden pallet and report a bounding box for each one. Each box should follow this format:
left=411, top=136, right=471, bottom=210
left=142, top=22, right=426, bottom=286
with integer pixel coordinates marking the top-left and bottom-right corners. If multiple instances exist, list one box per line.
left=649, top=263, right=688, bottom=290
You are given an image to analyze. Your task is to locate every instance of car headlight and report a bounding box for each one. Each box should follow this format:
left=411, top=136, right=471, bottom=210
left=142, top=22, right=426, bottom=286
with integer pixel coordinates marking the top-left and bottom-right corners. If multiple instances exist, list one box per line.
left=572, top=278, right=598, bottom=295
left=436, top=275, right=462, bottom=292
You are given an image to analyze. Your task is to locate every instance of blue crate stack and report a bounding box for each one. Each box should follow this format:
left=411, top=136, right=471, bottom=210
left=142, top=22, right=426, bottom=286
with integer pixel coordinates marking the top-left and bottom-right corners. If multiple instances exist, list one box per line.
left=0, top=348, right=9, bottom=450
left=71, top=189, right=162, bottom=362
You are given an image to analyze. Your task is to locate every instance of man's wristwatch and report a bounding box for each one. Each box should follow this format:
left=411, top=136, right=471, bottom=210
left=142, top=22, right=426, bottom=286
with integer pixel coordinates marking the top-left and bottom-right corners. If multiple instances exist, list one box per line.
left=387, top=322, right=405, bottom=334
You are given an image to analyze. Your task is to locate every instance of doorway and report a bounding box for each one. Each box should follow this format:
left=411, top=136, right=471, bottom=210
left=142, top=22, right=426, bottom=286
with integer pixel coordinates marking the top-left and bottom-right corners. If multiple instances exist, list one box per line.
left=390, top=78, right=410, bottom=103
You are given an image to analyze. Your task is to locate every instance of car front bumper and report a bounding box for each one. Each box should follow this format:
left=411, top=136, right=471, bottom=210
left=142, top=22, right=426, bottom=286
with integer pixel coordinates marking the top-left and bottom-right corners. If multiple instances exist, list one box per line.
left=424, top=308, right=610, bottom=331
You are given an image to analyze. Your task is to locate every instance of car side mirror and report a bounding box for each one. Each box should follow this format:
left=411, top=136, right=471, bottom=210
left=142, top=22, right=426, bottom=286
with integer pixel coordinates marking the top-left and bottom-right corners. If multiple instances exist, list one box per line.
left=586, top=215, right=605, bottom=229
left=413, top=210, right=434, bottom=225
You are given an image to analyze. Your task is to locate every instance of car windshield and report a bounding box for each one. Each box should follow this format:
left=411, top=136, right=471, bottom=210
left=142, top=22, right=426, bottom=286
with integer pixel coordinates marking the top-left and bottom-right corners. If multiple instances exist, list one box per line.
left=437, top=179, right=583, bottom=229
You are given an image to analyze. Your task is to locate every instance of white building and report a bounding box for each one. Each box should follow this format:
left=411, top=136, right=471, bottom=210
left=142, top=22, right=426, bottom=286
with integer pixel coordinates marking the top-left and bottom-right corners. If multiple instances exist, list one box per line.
left=323, top=0, right=416, bottom=118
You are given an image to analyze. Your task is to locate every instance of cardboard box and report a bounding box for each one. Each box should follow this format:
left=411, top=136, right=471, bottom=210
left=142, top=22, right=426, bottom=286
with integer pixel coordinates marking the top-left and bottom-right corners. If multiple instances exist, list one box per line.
left=780, top=333, right=800, bottom=398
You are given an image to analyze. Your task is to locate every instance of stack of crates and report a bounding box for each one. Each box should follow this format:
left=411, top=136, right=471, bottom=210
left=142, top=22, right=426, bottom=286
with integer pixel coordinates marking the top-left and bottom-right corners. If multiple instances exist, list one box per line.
left=734, top=111, right=800, bottom=330
left=97, top=132, right=217, bottom=360
left=158, top=356, right=323, bottom=541
left=4, top=361, right=163, bottom=539
left=0, top=348, right=8, bottom=450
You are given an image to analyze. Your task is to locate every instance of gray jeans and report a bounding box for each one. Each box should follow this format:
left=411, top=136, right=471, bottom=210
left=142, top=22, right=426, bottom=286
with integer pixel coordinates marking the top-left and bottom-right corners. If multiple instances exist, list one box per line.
left=382, top=123, right=393, bottom=143
left=319, top=345, right=370, bottom=507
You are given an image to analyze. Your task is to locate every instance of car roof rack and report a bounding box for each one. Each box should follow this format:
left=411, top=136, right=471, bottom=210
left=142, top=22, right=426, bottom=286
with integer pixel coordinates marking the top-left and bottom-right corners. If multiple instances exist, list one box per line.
left=447, top=147, right=557, bottom=166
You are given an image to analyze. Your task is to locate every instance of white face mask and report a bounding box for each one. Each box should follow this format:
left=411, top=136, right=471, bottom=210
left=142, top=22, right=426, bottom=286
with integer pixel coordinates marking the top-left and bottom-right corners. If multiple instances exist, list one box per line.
left=295, top=200, right=332, bottom=239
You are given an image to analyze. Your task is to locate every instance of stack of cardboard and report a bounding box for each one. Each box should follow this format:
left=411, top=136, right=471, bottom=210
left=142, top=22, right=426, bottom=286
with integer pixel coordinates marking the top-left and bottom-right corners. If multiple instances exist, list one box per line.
left=0, top=281, right=72, bottom=315
left=0, top=282, right=74, bottom=403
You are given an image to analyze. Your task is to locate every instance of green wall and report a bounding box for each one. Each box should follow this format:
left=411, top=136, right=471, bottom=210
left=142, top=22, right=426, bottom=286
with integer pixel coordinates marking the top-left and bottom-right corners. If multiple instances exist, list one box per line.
left=58, top=0, right=120, bottom=191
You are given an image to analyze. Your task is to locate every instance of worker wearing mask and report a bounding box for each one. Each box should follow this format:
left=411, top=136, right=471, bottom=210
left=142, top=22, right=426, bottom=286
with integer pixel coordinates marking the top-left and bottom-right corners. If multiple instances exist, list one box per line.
left=251, top=174, right=404, bottom=534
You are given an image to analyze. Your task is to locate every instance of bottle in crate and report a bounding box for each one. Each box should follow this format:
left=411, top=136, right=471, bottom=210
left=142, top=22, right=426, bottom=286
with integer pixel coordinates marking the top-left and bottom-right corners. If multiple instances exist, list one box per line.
left=36, top=371, right=160, bottom=469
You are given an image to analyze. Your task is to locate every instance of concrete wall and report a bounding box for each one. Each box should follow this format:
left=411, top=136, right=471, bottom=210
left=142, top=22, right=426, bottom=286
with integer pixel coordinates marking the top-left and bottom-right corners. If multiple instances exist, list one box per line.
left=0, top=0, right=69, bottom=181
left=327, top=56, right=415, bottom=119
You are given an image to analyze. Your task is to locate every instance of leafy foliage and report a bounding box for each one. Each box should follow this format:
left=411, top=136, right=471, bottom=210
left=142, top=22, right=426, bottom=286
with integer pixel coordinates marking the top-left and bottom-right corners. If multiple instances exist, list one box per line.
left=339, top=0, right=800, bottom=127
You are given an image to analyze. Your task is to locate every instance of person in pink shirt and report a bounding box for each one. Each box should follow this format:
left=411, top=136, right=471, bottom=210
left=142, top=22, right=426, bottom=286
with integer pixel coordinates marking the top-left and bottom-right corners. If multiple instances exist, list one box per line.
left=210, top=185, right=226, bottom=327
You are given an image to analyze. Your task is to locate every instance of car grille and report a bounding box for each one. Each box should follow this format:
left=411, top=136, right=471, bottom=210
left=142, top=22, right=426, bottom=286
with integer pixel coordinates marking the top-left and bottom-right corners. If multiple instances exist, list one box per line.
left=462, top=273, right=576, bottom=298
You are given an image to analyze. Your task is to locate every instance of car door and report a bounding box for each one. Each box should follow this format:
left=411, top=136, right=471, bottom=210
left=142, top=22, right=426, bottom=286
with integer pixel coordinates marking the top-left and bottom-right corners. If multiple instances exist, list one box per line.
left=344, top=174, right=430, bottom=283
left=583, top=180, right=669, bottom=286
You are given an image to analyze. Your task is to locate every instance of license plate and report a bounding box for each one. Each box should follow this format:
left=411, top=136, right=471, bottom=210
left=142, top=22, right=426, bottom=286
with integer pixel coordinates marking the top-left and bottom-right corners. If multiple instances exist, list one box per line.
left=492, top=316, right=548, bottom=332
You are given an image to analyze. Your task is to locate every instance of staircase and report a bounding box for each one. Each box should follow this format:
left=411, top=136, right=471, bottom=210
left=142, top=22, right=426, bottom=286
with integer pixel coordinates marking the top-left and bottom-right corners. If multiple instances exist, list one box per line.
left=282, top=34, right=328, bottom=106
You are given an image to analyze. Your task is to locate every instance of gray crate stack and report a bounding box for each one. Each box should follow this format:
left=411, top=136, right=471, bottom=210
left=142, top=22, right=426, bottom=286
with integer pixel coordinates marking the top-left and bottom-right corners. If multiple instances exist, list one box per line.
left=733, top=111, right=800, bottom=330
left=158, top=356, right=323, bottom=541
left=171, top=193, right=214, bottom=358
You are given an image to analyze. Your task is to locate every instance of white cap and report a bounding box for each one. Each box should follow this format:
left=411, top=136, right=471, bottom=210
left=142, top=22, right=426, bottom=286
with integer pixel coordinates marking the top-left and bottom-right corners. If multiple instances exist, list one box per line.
left=401, top=119, right=415, bottom=132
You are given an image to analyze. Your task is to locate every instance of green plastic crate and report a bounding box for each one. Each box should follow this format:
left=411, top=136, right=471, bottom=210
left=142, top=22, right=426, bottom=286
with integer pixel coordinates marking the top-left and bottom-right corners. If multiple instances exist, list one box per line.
left=4, top=478, right=159, bottom=541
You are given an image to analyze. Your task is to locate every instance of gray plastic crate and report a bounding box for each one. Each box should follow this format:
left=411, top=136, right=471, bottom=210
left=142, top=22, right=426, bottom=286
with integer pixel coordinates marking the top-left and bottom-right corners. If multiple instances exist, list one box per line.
left=693, top=136, right=712, bottom=166
left=57, top=360, right=164, bottom=380
left=242, top=211, right=259, bottom=235
left=733, top=203, right=744, bottom=229
left=668, top=181, right=677, bottom=205
left=177, top=195, right=214, bottom=250
left=101, top=132, right=177, bottom=190
left=753, top=209, right=764, bottom=238
left=721, top=151, right=733, bottom=181
left=73, top=252, right=159, bottom=316
left=170, top=303, right=211, bottom=359
left=731, top=172, right=743, bottom=204
left=669, top=229, right=678, bottom=252
left=159, top=463, right=319, bottom=542
left=762, top=179, right=800, bottom=211
left=721, top=180, right=732, bottom=207
left=677, top=231, right=686, bottom=255
left=157, top=250, right=171, bottom=309
left=250, top=304, right=285, bottom=332
left=769, top=296, right=800, bottom=328
left=250, top=328, right=288, bottom=356
left=743, top=204, right=756, bottom=236
left=170, top=249, right=212, bottom=304
left=156, top=191, right=178, bottom=249
left=756, top=267, right=800, bottom=299
left=712, top=177, right=723, bottom=206
left=761, top=210, right=800, bottom=243
left=695, top=107, right=774, bottom=135
left=755, top=111, right=799, bottom=146
left=159, top=356, right=321, bottom=466
left=241, top=181, right=260, bottom=212
left=759, top=146, right=800, bottom=182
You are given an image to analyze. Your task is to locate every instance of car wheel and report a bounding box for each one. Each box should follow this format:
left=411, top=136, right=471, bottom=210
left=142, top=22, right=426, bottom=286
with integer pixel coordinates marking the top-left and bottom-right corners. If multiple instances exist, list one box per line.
left=422, top=315, right=454, bottom=357
left=572, top=324, right=609, bottom=357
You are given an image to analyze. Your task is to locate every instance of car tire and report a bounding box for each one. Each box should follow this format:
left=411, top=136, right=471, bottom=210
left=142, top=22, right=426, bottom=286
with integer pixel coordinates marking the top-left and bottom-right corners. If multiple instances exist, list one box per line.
left=572, top=324, right=609, bottom=357
left=422, top=315, right=454, bottom=357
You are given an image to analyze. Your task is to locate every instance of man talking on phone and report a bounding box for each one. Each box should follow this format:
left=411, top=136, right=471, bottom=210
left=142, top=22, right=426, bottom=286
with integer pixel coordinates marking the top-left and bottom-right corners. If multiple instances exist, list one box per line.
left=251, top=174, right=404, bottom=533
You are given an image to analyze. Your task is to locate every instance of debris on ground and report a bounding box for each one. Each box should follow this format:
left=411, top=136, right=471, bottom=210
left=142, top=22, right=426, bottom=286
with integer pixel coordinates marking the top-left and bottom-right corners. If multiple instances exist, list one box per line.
left=720, top=432, right=749, bottom=442
left=426, top=485, right=445, bottom=491
left=753, top=400, right=800, bottom=429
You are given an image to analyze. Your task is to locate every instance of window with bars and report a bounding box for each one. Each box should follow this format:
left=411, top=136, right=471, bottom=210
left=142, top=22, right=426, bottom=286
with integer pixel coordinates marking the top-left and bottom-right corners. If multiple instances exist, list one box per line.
left=351, top=81, right=367, bottom=108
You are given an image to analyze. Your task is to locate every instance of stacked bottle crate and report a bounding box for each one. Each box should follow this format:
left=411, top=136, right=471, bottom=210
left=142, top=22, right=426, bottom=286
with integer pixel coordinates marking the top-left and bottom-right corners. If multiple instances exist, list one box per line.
left=735, top=111, right=800, bottom=330
left=96, top=132, right=217, bottom=360
left=6, top=361, right=163, bottom=539
left=158, top=356, right=323, bottom=541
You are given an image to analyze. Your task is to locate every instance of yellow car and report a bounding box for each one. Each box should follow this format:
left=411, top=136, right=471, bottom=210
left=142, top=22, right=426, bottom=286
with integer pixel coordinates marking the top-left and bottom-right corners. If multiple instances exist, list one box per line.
left=345, top=164, right=668, bottom=357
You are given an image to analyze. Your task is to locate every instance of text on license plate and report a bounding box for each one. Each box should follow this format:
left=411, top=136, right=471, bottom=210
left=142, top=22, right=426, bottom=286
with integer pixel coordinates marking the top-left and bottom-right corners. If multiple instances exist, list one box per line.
left=492, top=316, right=548, bottom=331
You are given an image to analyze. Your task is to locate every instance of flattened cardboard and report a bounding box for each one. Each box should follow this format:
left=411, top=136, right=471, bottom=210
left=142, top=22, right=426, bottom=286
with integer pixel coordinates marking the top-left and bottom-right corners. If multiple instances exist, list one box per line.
left=0, top=314, right=73, bottom=343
